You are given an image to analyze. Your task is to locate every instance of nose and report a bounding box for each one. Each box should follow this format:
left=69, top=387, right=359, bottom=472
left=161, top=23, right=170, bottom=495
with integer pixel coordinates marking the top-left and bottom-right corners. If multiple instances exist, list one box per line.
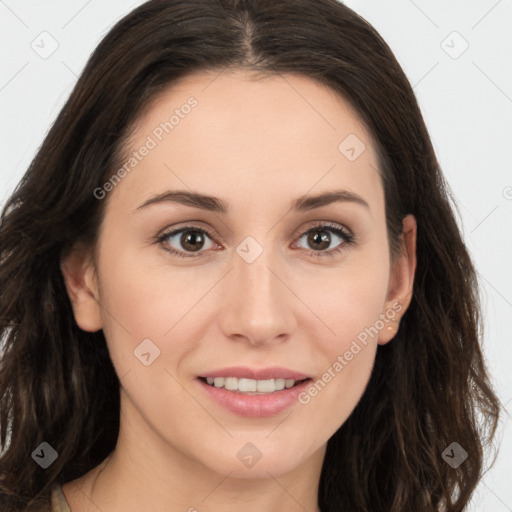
left=218, top=246, right=297, bottom=347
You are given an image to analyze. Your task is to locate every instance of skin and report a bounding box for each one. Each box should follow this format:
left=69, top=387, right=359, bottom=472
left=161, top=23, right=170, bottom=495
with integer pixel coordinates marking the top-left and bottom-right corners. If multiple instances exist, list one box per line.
left=60, top=69, right=416, bottom=512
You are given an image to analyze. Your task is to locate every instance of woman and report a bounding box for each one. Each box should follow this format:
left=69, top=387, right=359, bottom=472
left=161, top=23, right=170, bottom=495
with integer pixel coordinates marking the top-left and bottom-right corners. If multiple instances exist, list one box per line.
left=0, top=0, right=500, bottom=511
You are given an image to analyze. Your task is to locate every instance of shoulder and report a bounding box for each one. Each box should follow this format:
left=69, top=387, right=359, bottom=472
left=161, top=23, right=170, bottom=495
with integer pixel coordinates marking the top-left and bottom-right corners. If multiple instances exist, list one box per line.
left=50, top=483, right=71, bottom=512
left=25, top=483, right=70, bottom=512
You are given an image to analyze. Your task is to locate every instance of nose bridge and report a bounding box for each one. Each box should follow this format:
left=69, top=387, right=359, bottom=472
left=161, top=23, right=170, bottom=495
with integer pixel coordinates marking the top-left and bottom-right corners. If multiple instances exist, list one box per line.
left=218, top=234, right=295, bottom=344
left=233, top=236, right=283, bottom=311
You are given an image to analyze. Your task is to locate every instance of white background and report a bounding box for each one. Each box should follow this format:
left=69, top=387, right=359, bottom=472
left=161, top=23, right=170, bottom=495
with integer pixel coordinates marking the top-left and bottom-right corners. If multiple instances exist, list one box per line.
left=1, top=1, right=511, bottom=510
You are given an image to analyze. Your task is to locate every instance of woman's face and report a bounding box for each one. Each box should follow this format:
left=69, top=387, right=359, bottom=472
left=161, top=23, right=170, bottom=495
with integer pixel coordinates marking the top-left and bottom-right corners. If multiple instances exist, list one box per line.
left=63, top=69, right=416, bottom=480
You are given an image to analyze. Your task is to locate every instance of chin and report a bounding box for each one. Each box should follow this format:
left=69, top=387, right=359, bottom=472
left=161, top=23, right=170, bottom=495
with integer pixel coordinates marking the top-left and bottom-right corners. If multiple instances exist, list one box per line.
left=203, top=440, right=316, bottom=480
left=219, top=457, right=302, bottom=480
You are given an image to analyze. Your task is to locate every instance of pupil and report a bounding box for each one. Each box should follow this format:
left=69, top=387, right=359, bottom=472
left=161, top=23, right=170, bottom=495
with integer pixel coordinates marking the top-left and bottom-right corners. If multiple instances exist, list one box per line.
left=309, top=230, right=330, bottom=250
left=182, top=231, right=203, bottom=251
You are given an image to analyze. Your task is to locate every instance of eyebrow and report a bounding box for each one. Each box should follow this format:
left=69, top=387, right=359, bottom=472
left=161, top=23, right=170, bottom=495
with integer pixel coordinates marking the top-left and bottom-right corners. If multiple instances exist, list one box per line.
left=134, top=189, right=370, bottom=214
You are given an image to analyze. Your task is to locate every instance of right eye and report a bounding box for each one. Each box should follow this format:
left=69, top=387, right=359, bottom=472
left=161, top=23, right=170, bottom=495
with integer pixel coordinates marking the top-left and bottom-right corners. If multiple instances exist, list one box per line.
left=156, top=225, right=218, bottom=258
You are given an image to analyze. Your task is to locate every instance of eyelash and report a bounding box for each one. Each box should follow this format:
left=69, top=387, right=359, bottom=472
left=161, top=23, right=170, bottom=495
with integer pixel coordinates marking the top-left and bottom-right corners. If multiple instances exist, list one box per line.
left=155, top=221, right=355, bottom=259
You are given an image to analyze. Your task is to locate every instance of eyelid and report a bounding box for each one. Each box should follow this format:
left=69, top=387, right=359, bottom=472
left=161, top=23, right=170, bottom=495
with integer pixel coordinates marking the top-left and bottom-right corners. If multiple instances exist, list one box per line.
left=291, top=220, right=353, bottom=242
left=156, top=221, right=221, bottom=242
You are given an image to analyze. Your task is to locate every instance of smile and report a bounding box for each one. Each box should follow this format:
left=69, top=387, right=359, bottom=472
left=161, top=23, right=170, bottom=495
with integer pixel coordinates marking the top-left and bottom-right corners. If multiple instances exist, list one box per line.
left=199, top=376, right=310, bottom=394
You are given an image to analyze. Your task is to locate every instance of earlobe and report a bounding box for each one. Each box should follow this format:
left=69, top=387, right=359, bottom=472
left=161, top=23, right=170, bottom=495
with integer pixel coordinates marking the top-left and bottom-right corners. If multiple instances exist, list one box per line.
left=60, top=244, right=103, bottom=332
left=378, top=214, right=417, bottom=345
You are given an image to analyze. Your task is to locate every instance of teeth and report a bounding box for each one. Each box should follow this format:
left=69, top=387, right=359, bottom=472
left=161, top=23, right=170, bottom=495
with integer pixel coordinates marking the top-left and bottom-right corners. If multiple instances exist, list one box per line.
left=213, top=377, right=225, bottom=388
left=224, top=377, right=238, bottom=391
left=256, top=379, right=275, bottom=393
left=203, top=377, right=302, bottom=394
left=239, top=378, right=257, bottom=392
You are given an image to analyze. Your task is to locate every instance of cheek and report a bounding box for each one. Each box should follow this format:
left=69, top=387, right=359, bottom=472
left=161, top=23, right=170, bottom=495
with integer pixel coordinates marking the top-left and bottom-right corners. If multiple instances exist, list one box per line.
left=98, top=239, right=202, bottom=338
left=94, top=238, right=189, bottom=381
left=95, top=247, right=204, bottom=424
left=297, top=250, right=390, bottom=351
left=293, top=251, right=389, bottom=422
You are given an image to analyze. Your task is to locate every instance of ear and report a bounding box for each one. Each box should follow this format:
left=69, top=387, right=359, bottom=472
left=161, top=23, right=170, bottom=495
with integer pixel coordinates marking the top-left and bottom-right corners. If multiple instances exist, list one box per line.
left=378, top=214, right=417, bottom=345
left=60, top=243, right=103, bottom=332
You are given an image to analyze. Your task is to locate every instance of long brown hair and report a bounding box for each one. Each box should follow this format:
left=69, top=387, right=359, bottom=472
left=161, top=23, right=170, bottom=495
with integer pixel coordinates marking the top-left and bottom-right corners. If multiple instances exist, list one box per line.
left=0, top=1, right=500, bottom=510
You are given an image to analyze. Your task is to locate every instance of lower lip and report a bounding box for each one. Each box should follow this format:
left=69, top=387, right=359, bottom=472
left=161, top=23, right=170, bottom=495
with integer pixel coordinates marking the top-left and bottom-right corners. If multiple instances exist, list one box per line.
left=196, top=378, right=312, bottom=418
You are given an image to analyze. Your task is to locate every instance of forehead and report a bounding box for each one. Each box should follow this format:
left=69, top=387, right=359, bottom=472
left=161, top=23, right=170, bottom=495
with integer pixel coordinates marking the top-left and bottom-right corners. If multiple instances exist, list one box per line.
left=109, top=69, right=383, bottom=215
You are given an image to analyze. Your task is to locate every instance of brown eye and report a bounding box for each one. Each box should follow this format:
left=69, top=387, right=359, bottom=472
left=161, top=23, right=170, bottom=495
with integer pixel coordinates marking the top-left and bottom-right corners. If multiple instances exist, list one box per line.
left=158, top=227, right=216, bottom=257
left=296, top=223, right=353, bottom=256
left=179, top=230, right=206, bottom=252
left=306, top=229, right=332, bottom=251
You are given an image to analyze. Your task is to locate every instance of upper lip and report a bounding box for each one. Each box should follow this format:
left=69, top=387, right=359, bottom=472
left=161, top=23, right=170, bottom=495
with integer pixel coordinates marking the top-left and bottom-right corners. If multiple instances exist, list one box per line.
left=199, top=366, right=311, bottom=381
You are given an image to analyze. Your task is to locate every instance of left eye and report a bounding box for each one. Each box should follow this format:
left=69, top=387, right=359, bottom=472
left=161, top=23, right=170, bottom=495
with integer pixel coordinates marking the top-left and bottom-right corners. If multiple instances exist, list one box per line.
left=295, top=225, right=352, bottom=254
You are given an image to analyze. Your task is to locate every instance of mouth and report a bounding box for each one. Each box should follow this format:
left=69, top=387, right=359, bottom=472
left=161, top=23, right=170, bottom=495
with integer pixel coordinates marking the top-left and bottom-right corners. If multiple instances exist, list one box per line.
left=198, top=376, right=312, bottom=395
left=196, top=374, right=314, bottom=417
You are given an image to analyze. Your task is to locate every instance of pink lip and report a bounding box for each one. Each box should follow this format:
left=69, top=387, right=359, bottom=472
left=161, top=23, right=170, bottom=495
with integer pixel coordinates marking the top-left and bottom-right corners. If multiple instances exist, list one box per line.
left=199, top=366, right=310, bottom=380
left=197, top=377, right=312, bottom=418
